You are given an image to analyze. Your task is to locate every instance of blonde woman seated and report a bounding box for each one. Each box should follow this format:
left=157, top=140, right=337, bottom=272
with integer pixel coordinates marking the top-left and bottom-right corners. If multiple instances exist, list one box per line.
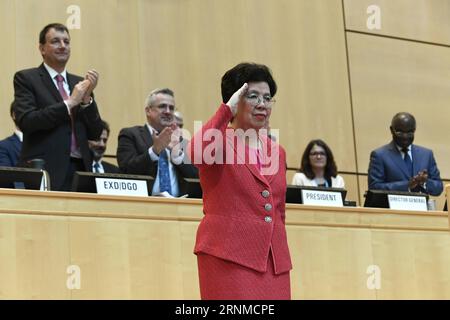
left=292, top=139, right=345, bottom=188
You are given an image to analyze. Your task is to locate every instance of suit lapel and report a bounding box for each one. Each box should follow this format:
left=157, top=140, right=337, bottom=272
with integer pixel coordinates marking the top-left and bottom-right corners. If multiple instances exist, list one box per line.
left=140, top=125, right=153, bottom=148
left=260, top=137, right=279, bottom=184
left=102, top=161, right=116, bottom=173
left=67, top=72, right=77, bottom=93
left=38, top=64, right=63, bottom=103
left=388, top=141, right=411, bottom=178
left=226, top=131, right=269, bottom=186
left=411, top=145, right=421, bottom=175
left=67, top=73, right=83, bottom=118
left=12, top=134, right=21, bottom=154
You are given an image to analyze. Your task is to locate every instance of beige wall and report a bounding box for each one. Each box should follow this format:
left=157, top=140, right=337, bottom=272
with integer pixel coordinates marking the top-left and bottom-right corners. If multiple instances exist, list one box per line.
left=1, top=0, right=449, bottom=205
left=343, top=0, right=450, bottom=206
left=344, top=0, right=450, bottom=44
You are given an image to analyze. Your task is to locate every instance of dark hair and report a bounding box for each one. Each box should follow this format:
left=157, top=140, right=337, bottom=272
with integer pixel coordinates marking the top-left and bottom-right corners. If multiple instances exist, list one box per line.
left=101, top=120, right=110, bottom=136
left=39, top=23, right=70, bottom=45
left=391, top=112, right=416, bottom=128
left=221, top=62, right=277, bottom=103
left=299, top=139, right=338, bottom=180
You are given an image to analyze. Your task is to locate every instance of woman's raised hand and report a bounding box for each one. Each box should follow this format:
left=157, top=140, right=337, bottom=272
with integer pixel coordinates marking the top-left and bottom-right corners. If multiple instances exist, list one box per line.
left=226, top=83, right=248, bottom=115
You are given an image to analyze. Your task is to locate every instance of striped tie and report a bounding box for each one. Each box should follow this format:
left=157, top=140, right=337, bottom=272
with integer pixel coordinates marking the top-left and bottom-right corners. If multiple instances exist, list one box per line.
left=55, top=74, right=78, bottom=154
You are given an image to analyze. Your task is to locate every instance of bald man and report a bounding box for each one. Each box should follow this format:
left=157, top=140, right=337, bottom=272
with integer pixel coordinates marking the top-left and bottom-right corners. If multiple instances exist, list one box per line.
left=368, top=112, right=443, bottom=196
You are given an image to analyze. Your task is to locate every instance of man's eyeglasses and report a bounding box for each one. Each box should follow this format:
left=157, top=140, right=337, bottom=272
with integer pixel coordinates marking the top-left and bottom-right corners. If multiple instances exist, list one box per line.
left=393, top=130, right=415, bottom=137
left=245, top=94, right=275, bottom=108
left=154, top=104, right=175, bottom=112
left=309, top=151, right=326, bottom=157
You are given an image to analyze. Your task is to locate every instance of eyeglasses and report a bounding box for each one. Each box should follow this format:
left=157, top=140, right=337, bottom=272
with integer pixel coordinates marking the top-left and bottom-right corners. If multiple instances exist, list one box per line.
left=393, top=130, right=415, bottom=137
left=154, top=104, right=175, bottom=112
left=49, top=37, right=70, bottom=47
left=309, top=151, right=326, bottom=157
left=244, top=94, right=275, bottom=108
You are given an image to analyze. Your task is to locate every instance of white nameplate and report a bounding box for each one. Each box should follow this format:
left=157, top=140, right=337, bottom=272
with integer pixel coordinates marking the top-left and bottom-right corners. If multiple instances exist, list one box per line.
left=301, top=190, right=343, bottom=207
left=95, top=178, right=148, bottom=197
left=387, top=194, right=427, bottom=211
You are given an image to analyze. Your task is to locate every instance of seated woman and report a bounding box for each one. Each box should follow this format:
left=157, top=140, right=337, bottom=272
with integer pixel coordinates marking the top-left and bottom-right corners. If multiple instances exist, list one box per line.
left=292, top=139, right=345, bottom=188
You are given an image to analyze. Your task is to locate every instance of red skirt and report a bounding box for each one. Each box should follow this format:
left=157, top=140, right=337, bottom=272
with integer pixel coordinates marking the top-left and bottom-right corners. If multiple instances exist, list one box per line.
left=197, top=251, right=291, bottom=300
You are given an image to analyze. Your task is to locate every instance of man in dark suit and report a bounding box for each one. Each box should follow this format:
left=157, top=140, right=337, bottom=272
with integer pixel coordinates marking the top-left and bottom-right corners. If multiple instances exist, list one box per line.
left=368, top=112, right=443, bottom=196
left=13, top=23, right=103, bottom=191
left=88, top=120, right=120, bottom=174
left=0, top=103, right=22, bottom=167
left=117, top=88, right=198, bottom=197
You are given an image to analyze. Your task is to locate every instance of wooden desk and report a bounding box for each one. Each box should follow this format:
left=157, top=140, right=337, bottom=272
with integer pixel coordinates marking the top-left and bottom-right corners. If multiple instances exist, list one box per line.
left=0, top=189, right=449, bottom=299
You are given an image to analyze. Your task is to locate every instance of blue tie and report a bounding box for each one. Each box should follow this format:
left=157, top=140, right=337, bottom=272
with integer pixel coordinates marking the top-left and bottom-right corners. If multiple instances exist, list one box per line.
left=158, top=149, right=172, bottom=195
left=402, top=147, right=413, bottom=176
left=93, top=162, right=100, bottom=173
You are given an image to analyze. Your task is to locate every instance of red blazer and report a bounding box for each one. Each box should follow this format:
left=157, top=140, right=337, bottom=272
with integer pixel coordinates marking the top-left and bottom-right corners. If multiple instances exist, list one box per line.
left=188, top=104, right=292, bottom=274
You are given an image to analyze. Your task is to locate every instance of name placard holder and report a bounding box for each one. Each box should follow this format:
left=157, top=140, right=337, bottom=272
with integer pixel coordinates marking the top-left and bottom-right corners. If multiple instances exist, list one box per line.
left=387, top=194, right=428, bottom=211
left=95, top=178, right=148, bottom=197
left=301, top=190, right=343, bottom=207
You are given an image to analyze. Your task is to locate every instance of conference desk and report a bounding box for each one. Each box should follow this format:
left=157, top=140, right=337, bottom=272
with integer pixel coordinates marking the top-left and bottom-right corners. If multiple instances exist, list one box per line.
left=0, top=188, right=449, bottom=299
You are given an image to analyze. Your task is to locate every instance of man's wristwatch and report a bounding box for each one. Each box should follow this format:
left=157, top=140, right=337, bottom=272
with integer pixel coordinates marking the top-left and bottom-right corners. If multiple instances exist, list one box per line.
left=80, top=97, right=93, bottom=108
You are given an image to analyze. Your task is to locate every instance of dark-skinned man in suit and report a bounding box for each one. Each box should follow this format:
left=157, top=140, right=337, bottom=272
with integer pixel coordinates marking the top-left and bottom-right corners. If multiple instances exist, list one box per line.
left=368, top=112, right=443, bottom=196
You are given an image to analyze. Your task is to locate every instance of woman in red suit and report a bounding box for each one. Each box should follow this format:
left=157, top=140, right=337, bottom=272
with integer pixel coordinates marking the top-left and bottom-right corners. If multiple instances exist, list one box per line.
left=188, top=63, right=292, bottom=299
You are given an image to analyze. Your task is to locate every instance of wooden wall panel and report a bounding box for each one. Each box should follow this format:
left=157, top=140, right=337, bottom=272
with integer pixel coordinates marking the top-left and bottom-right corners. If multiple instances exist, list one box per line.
left=347, top=32, right=450, bottom=180
left=344, top=0, right=450, bottom=45
left=0, top=0, right=16, bottom=138
left=2, top=190, right=449, bottom=299
left=371, top=230, right=450, bottom=299
left=340, top=173, right=359, bottom=205
left=358, top=175, right=369, bottom=207
left=68, top=218, right=199, bottom=299
left=0, top=215, right=71, bottom=299
left=68, top=0, right=143, bottom=154
left=289, top=226, right=376, bottom=299
left=136, top=0, right=355, bottom=171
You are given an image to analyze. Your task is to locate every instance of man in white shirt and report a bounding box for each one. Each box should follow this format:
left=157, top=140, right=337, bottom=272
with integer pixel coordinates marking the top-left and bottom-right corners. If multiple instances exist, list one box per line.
left=116, top=88, right=198, bottom=197
left=12, top=23, right=103, bottom=191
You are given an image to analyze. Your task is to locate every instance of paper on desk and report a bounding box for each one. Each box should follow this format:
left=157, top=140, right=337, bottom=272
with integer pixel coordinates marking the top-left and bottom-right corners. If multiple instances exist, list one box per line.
left=156, top=191, right=189, bottom=198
